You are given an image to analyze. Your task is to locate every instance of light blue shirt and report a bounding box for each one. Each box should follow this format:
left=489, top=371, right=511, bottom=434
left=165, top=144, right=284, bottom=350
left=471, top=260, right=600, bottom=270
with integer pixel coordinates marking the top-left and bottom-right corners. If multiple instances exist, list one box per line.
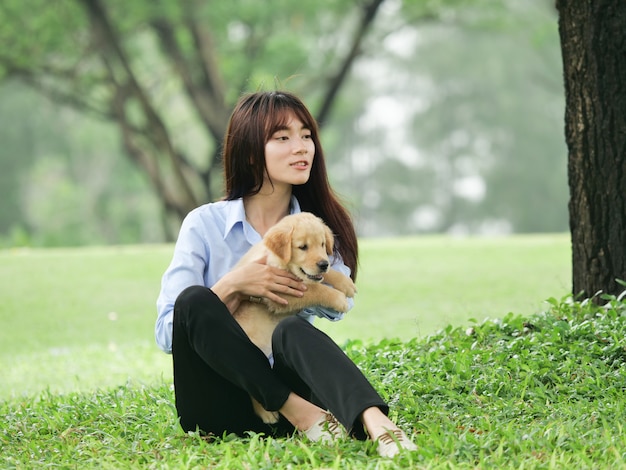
left=155, top=196, right=352, bottom=353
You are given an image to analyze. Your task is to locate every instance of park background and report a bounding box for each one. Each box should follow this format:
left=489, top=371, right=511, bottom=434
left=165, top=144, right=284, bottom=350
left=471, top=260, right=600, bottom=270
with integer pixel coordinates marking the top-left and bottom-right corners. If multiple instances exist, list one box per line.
left=0, top=0, right=572, bottom=399
left=0, top=0, right=566, bottom=246
left=6, top=2, right=626, bottom=468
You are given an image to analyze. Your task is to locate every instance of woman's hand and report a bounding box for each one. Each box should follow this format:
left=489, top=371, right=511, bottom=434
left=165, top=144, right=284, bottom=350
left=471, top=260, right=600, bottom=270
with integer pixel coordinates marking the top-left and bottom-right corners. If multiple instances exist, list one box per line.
left=212, top=254, right=307, bottom=313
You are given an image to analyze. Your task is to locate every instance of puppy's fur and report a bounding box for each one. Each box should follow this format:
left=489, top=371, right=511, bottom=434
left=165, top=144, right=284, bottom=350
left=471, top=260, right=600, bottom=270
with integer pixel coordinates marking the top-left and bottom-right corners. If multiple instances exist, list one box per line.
left=232, top=212, right=356, bottom=423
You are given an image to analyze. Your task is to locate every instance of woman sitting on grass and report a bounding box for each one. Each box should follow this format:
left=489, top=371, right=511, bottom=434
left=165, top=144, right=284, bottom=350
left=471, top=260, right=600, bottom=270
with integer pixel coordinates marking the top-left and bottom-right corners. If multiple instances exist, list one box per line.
left=155, top=90, right=417, bottom=458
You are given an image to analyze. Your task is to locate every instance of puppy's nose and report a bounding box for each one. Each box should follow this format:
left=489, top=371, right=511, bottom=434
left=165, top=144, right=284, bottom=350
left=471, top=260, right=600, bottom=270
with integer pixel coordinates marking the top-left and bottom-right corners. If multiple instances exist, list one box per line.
left=317, top=260, right=329, bottom=272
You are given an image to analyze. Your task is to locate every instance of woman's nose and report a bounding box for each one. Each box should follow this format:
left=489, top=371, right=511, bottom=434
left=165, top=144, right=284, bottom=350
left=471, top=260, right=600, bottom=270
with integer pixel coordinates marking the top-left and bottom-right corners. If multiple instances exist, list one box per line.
left=293, top=138, right=308, bottom=154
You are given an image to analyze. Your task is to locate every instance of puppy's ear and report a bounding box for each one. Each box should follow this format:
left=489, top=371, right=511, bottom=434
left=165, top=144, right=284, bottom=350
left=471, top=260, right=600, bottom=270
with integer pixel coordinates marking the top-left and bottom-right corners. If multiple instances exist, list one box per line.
left=324, top=224, right=334, bottom=255
left=265, top=225, right=294, bottom=263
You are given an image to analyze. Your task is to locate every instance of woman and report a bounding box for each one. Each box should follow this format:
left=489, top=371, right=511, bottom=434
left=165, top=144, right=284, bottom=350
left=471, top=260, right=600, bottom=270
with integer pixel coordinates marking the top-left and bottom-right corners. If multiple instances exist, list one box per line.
left=155, top=91, right=417, bottom=458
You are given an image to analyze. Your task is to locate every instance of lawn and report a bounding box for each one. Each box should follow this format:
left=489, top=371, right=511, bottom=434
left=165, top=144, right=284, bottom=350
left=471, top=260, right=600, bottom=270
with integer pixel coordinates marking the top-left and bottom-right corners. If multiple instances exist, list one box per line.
left=9, top=234, right=619, bottom=469
left=0, top=235, right=571, bottom=399
left=4, top=290, right=626, bottom=468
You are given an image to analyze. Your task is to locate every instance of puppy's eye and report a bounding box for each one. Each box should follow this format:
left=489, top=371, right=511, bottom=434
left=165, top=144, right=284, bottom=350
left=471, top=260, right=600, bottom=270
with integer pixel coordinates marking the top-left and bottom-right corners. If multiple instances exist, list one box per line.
left=299, top=244, right=308, bottom=251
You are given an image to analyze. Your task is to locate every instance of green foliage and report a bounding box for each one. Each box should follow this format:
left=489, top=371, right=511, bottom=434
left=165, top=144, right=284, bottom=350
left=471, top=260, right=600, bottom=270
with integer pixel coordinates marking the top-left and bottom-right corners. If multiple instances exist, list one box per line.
left=0, top=83, right=59, bottom=237
left=348, top=291, right=626, bottom=467
left=336, top=0, right=568, bottom=236
left=3, top=294, right=626, bottom=468
left=0, top=0, right=86, bottom=72
left=0, top=0, right=570, bottom=245
left=0, top=83, right=162, bottom=247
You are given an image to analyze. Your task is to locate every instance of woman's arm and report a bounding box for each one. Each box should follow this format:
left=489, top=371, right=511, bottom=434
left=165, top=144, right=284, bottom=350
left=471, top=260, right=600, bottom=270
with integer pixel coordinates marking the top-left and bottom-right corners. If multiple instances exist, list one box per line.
left=155, top=216, right=209, bottom=353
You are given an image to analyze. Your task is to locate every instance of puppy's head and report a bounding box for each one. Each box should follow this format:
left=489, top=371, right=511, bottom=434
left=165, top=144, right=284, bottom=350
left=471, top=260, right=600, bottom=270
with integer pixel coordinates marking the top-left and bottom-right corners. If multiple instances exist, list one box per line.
left=264, top=212, right=334, bottom=283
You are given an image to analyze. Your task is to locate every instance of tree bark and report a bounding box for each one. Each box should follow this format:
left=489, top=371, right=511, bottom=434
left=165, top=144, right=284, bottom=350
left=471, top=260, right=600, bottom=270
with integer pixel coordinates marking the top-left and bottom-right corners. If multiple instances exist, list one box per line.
left=557, top=1, right=626, bottom=298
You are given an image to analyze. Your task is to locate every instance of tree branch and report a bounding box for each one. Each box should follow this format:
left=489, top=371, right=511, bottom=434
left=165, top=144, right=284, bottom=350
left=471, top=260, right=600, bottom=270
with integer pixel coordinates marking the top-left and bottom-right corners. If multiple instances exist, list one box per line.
left=75, top=0, right=199, bottom=212
left=150, top=16, right=229, bottom=141
left=316, top=0, right=386, bottom=126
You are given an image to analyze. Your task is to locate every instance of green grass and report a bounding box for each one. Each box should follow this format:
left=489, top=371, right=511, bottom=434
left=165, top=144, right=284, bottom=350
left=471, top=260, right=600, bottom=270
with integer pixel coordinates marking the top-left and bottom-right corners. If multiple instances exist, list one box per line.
left=0, top=235, right=571, bottom=399
left=323, top=234, right=571, bottom=343
left=3, top=294, right=626, bottom=468
left=2, top=234, right=597, bottom=469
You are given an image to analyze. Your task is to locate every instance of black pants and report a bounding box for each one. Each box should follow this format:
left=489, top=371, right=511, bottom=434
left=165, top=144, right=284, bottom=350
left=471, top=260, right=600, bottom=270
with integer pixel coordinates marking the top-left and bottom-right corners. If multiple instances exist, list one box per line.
left=172, top=285, right=388, bottom=439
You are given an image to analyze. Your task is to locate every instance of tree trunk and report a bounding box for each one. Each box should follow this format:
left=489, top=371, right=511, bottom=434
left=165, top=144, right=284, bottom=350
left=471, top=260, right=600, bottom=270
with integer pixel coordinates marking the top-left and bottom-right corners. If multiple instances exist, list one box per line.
left=557, top=1, right=626, bottom=299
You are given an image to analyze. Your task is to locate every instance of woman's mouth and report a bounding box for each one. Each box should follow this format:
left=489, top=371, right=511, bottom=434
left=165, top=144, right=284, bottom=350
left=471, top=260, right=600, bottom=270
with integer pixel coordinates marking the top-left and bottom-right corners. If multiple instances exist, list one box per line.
left=290, top=160, right=309, bottom=168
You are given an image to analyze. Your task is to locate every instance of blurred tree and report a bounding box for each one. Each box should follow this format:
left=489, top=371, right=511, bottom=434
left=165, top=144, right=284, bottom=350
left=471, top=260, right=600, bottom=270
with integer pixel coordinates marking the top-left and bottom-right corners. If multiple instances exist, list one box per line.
left=0, top=0, right=573, bottom=244
left=0, top=84, right=161, bottom=247
left=0, top=0, right=385, bottom=239
left=0, top=83, right=42, bottom=240
left=335, top=0, right=568, bottom=236
left=557, top=1, right=626, bottom=298
left=418, top=14, right=567, bottom=234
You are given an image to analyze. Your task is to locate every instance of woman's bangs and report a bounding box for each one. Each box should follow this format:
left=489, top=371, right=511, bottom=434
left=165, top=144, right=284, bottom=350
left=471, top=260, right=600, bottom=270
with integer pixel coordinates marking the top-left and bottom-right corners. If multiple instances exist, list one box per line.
left=264, top=101, right=316, bottom=140
left=265, top=108, right=291, bottom=138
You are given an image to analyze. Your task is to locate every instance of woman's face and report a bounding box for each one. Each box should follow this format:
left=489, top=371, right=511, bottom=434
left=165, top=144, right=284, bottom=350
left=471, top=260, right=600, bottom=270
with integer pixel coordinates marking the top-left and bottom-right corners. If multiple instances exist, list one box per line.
left=263, top=113, right=315, bottom=191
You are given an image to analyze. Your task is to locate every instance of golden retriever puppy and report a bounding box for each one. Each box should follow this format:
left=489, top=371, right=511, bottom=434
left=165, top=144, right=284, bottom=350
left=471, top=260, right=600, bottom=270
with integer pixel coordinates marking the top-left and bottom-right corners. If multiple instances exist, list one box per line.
left=232, top=212, right=356, bottom=423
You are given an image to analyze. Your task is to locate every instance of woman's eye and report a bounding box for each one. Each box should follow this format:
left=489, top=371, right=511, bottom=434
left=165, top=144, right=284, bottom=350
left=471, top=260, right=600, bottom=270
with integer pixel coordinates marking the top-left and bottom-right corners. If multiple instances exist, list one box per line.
left=303, top=134, right=312, bottom=140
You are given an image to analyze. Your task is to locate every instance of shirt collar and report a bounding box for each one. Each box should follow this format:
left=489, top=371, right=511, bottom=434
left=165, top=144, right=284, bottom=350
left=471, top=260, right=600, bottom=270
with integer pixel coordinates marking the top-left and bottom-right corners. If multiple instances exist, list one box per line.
left=223, top=198, right=247, bottom=240
left=223, top=196, right=302, bottom=240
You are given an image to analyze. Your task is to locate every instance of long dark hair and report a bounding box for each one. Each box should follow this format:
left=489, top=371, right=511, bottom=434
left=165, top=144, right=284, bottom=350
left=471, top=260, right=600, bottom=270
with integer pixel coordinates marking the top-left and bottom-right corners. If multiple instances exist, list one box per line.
left=222, top=91, right=358, bottom=280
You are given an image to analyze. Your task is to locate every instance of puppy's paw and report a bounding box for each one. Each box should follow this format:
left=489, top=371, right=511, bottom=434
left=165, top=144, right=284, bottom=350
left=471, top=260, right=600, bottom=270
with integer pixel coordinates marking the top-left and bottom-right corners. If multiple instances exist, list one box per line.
left=343, top=279, right=357, bottom=298
left=335, top=277, right=356, bottom=298
left=259, top=410, right=280, bottom=424
left=336, top=296, right=349, bottom=313
left=325, top=291, right=349, bottom=313
left=252, top=397, right=280, bottom=424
